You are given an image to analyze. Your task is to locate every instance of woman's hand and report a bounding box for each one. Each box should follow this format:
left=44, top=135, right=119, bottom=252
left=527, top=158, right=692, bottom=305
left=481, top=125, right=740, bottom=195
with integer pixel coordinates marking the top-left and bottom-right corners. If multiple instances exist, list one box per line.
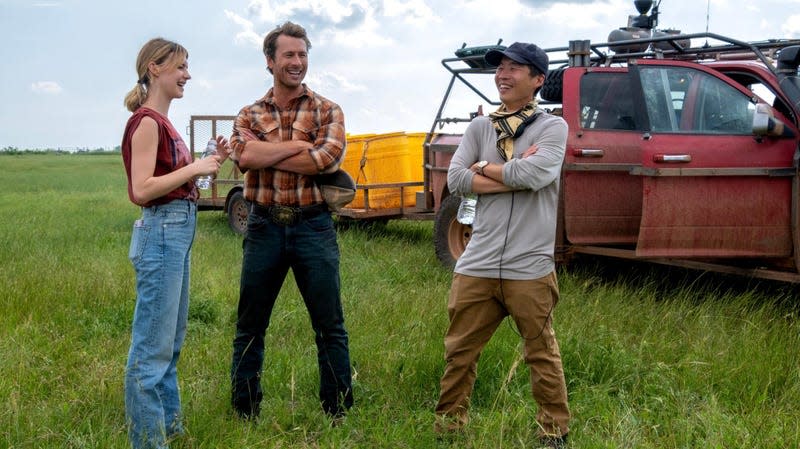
left=214, top=135, right=232, bottom=163
left=193, top=152, right=221, bottom=177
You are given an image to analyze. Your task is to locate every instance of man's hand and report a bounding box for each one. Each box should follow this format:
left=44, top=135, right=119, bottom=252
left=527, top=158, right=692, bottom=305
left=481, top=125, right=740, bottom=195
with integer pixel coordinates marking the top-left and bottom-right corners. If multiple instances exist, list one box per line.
left=522, top=144, right=539, bottom=158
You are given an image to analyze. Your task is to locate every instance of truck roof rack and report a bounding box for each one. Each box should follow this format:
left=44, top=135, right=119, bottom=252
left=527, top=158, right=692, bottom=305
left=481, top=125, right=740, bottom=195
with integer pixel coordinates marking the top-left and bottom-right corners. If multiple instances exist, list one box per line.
left=448, top=33, right=800, bottom=77
left=556, top=32, right=800, bottom=73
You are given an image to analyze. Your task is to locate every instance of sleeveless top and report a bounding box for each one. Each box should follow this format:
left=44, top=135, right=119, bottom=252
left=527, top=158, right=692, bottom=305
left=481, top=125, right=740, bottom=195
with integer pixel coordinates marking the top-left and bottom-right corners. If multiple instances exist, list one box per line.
left=121, top=107, right=198, bottom=207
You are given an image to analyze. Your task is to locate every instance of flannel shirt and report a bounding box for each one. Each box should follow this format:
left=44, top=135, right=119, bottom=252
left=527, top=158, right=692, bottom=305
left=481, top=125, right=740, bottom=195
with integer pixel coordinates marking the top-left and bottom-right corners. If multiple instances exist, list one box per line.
left=230, top=85, right=346, bottom=207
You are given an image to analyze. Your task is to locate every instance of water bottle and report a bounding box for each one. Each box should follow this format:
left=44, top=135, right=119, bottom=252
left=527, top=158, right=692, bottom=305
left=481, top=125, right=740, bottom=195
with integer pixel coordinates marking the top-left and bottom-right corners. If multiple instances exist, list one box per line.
left=456, top=194, right=477, bottom=225
left=195, top=139, right=217, bottom=190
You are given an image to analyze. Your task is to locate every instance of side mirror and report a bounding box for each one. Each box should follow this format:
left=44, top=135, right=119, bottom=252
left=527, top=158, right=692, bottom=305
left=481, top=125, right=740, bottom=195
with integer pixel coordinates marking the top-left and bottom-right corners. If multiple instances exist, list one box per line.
left=753, top=103, right=794, bottom=138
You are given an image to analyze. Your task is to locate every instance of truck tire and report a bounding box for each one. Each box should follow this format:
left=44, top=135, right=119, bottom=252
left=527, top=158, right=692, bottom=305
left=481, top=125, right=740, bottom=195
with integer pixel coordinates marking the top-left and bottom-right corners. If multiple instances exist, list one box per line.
left=434, top=195, right=472, bottom=268
left=227, top=190, right=249, bottom=236
left=540, top=67, right=564, bottom=103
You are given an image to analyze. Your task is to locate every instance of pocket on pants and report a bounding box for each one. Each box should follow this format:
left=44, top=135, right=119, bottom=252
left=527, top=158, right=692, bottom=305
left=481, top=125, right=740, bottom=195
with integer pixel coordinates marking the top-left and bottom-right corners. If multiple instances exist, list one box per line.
left=128, top=219, right=149, bottom=263
left=162, top=210, right=189, bottom=227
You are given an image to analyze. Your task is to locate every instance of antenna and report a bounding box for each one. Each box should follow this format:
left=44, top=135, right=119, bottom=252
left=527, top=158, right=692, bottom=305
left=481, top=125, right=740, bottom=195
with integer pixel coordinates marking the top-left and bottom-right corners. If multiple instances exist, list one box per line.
left=704, top=0, right=710, bottom=47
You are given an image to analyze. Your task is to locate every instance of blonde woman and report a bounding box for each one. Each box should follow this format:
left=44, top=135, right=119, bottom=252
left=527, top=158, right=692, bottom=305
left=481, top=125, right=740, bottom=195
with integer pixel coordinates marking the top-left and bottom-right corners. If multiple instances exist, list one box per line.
left=121, top=37, right=228, bottom=449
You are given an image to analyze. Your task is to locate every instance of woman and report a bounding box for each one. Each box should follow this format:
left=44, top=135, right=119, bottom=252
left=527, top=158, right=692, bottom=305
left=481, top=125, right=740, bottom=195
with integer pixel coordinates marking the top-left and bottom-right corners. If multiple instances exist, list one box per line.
left=121, top=37, right=228, bottom=449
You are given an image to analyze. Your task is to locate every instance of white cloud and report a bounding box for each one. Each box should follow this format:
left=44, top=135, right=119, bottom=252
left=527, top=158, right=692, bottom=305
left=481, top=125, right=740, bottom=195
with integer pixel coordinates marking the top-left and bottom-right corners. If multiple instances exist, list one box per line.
left=30, top=81, right=62, bottom=94
left=540, top=1, right=628, bottom=30
left=306, top=71, right=366, bottom=93
left=224, top=10, right=262, bottom=48
left=383, top=0, right=439, bottom=25
left=783, top=15, right=800, bottom=38
left=243, top=0, right=371, bottom=33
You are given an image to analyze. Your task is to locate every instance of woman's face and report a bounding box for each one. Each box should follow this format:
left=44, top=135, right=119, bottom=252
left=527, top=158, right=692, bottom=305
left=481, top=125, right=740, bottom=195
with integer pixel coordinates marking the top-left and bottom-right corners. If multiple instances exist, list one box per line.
left=152, top=54, right=191, bottom=99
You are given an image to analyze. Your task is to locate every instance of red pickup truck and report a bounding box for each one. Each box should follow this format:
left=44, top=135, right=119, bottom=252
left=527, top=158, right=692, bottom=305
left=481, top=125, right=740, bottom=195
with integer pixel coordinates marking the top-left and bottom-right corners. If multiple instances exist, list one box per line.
left=429, top=14, right=800, bottom=282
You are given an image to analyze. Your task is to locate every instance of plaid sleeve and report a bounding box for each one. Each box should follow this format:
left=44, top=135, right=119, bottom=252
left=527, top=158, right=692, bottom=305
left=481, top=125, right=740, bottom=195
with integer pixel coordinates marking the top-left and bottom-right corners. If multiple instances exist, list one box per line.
left=230, top=106, right=252, bottom=162
left=307, top=97, right=346, bottom=173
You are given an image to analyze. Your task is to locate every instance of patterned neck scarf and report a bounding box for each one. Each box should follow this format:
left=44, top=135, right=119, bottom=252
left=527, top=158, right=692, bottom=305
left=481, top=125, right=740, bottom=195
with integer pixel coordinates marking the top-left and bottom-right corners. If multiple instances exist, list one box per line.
left=489, top=100, right=539, bottom=161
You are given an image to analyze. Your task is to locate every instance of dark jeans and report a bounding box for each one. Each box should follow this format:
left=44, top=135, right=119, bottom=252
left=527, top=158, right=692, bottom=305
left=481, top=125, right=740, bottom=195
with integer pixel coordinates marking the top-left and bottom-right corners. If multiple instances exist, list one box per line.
left=230, top=209, right=353, bottom=417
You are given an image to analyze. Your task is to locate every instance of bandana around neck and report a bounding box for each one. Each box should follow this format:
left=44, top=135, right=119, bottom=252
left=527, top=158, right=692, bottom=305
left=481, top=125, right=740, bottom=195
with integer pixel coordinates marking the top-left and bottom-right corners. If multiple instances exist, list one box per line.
left=489, top=100, right=539, bottom=161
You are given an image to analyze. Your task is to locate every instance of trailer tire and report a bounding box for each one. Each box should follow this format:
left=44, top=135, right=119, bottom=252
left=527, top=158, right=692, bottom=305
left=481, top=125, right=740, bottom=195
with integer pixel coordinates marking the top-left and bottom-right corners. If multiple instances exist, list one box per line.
left=227, top=190, right=249, bottom=236
left=540, top=68, right=564, bottom=103
left=434, top=195, right=471, bottom=269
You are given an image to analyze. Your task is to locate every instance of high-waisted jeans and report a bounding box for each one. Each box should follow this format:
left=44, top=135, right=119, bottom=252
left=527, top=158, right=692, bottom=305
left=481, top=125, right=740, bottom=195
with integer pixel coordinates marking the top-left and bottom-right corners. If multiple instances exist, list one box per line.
left=125, top=199, right=196, bottom=449
left=231, top=209, right=353, bottom=417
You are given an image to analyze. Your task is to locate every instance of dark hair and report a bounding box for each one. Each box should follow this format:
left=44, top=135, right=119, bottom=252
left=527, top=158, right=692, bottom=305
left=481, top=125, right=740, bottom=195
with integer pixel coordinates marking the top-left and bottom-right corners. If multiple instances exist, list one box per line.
left=262, top=21, right=311, bottom=61
left=527, top=65, right=543, bottom=77
left=528, top=65, right=545, bottom=96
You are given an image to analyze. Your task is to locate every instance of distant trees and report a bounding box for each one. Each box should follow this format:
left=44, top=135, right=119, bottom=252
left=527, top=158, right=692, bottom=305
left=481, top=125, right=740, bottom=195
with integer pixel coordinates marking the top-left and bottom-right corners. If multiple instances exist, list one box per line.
left=0, top=146, right=121, bottom=154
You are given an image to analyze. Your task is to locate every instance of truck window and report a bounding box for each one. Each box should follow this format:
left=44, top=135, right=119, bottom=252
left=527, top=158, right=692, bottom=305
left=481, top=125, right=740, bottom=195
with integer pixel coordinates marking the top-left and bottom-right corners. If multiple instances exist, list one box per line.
left=639, top=66, right=755, bottom=134
left=580, top=72, right=639, bottom=131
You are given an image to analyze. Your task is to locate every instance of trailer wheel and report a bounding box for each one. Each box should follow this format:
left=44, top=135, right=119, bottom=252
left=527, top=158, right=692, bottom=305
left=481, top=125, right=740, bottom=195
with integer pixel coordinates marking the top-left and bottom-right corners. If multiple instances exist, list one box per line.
left=434, top=195, right=471, bottom=268
left=227, top=190, right=248, bottom=236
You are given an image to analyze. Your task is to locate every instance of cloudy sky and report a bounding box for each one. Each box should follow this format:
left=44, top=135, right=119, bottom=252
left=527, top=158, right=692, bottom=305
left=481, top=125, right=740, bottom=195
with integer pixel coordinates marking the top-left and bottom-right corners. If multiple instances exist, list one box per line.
left=2, top=0, right=799, bottom=149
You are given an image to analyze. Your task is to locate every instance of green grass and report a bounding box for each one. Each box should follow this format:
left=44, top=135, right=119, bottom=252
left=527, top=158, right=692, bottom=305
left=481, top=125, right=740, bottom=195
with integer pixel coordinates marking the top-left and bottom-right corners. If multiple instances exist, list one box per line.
left=2, top=153, right=800, bottom=448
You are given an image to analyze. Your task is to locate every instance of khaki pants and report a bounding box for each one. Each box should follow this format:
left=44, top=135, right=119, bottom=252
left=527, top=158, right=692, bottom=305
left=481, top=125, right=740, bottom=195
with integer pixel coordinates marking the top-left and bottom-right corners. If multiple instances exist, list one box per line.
left=435, top=271, right=570, bottom=437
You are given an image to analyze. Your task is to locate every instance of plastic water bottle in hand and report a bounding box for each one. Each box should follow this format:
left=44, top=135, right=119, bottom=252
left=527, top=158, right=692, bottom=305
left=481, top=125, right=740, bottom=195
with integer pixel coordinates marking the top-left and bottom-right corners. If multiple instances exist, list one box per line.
left=195, top=139, right=217, bottom=190
left=456, top=194, right=477, bottom=225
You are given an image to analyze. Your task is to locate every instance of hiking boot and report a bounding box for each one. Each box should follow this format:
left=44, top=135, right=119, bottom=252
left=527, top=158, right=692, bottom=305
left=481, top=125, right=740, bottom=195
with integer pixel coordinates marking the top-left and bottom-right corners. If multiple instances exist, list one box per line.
left=433, top=414, right=467, bottom=439
left=232, top=401, right=260, bottom=420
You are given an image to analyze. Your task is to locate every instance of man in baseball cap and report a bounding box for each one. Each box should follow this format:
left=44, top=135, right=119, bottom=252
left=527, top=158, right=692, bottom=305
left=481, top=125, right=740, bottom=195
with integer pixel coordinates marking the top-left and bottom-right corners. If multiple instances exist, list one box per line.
left=433, top=40, right=570, bottom=449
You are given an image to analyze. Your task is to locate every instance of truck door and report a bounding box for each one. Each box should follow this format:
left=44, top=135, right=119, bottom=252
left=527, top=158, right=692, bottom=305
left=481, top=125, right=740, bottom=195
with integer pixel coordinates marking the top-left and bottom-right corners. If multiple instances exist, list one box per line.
left=562, top=67, right=644, bottom=245
left=634, top=60, right=797, bottom=259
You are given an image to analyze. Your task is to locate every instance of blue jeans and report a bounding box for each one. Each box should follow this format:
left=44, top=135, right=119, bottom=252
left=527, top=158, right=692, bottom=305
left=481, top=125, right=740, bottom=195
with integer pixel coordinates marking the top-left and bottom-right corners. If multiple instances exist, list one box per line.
left=231, top=209, right=353, bottom=417
left=125, top=200, right=196, bottom=449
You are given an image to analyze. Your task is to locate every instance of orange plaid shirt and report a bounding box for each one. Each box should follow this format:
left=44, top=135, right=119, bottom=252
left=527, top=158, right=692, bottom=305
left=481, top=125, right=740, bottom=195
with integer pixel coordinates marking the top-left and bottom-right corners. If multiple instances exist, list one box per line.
left=231, top=85, right=346, bottom=207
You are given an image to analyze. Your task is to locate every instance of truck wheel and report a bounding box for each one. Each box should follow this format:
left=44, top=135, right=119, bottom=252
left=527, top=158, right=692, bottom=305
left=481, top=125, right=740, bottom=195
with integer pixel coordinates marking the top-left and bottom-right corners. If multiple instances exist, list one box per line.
left=540, top=67, right=564, bottom=103
left=227, top=190, right=248, bottom=236
left=434, top=195, right=471, bottom=268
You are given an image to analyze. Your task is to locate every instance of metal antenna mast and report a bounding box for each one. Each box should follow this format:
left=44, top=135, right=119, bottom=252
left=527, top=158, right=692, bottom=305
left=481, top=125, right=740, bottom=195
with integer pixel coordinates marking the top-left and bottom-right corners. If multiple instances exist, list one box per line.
left=704, top=0, right=711, bottom=47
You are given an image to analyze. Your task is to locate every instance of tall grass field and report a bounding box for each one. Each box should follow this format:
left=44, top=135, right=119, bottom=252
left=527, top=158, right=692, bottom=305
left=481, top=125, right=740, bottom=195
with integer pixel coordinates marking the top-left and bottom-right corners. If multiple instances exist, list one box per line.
left=2, top=153, right=800, bottom=448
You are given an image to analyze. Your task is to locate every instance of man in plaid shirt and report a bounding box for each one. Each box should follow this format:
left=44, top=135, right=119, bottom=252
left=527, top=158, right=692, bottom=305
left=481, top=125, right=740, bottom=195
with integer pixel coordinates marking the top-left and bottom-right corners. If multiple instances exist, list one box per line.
left=228, top=21, right=352, bottom=422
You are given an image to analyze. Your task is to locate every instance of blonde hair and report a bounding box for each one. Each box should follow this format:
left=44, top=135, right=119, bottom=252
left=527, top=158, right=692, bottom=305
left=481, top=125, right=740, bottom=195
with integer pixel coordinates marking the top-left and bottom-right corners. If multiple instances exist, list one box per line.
left=123, top=38, right=189, bottom=112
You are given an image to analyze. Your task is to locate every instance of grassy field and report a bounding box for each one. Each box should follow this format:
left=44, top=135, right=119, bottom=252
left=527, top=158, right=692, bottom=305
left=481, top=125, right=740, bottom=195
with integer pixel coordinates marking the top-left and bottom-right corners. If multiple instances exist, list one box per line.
left=2, top=153, right=800, bottom=448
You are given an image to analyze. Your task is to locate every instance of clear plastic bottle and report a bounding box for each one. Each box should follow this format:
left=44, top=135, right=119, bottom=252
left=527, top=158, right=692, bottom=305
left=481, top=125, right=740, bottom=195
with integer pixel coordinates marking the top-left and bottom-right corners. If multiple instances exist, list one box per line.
left=456, top=194, right=477, bottom=225
left=195, top=139, right=217, bottom=190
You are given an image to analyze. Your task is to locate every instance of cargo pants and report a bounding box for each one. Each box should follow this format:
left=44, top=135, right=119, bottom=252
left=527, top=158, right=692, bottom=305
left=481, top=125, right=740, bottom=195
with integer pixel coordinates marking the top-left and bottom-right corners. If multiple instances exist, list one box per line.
left=435, top=271, right=570, bottom=438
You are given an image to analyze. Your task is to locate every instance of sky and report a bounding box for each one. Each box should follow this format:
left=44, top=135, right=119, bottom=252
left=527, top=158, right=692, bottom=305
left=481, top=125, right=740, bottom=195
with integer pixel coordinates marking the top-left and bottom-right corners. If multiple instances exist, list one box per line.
left=1, top=0, right=799, bottom=150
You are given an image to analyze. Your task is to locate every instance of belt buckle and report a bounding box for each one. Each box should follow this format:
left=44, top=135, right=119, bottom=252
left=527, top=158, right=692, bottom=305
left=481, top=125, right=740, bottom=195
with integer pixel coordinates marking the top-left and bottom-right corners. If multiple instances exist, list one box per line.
left=270, top=205, right=298, bottom=226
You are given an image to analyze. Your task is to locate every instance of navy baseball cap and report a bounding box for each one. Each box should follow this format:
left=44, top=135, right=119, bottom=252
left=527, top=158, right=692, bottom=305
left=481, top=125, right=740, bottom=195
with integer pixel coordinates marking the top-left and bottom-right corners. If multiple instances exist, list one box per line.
left=484, top=42, right=549, bottom=76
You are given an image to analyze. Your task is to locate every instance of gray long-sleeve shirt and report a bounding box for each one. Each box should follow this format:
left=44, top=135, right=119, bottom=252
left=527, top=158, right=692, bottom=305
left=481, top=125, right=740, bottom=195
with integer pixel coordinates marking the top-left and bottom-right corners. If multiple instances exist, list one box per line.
left=448, top=111, right=567, bottom=280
